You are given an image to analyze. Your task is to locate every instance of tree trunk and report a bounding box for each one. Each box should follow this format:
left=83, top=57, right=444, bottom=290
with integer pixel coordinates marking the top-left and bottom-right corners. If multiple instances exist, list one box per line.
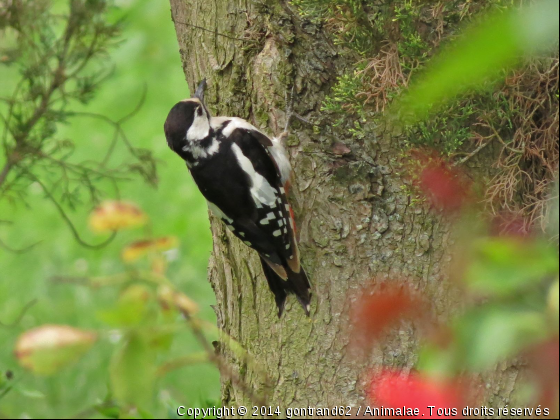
left=169, top=0, right=520, bottom=413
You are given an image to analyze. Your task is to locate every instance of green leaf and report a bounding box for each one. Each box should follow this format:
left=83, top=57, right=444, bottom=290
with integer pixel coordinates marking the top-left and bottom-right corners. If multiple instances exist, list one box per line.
left=453, top=305, right=548, bottom=371
left=15, top=325, right=97, bottom=375
left=110, top=333, right=156, bottom=410
left=97, top=284, right=155, bottom=327
left=465, top=237, right=558, bottom=297
left=416, top=344, right=457, bottom=377
left=393, top=0, right=559, bottom=122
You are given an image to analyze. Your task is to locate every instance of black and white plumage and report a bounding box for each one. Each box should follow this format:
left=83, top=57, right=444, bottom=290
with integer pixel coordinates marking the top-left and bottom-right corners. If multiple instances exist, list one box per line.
left=164, top=80, right=311, bottom=317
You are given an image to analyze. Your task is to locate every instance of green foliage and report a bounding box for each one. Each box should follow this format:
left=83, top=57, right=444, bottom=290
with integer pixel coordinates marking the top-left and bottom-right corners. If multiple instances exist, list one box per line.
left=404, top=99, right=477, bottom=154
left=0, top=0, right=218, bottom=417
left=291, top=0, right=380, bottom=55
left=321, top=70, right=366, bottom=124
left=465, top=237, right=558, bottom=297
left=0, top=0, right=157, bottom=235
left=297, top=0, right=559, bottom=223
left=8, top=203, right=225, bottom=416
left=453, top=305, right=548, bottom=371
left=110, top=332, right=157, bottom=411
left=394, top=0, right=560, bottom=122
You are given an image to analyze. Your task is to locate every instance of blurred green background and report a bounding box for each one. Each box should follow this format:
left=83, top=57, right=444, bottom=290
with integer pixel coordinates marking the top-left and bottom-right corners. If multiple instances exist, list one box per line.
left=0, top=0, right=219, bottom=417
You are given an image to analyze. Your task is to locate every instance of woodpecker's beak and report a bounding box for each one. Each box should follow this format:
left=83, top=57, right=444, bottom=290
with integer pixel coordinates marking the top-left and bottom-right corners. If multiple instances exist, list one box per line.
left=194, top=79, right=207, bottom=102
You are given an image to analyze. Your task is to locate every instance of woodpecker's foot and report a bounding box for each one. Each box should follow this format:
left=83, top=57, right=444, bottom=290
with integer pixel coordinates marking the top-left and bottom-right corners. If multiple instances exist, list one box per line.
left=279, top=86, right=313, bottom=142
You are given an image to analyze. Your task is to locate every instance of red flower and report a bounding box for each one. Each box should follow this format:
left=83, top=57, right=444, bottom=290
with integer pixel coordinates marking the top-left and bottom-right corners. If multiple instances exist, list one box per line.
left=367, top=370, right=467, bottom=419
left=350, top=284, right=427, bottom=347
left=411, top=151, right=471, bottom=214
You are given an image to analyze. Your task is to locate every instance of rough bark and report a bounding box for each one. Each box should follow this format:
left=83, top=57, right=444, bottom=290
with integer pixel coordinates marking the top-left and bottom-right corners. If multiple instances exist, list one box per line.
left=169, top=0, right=520, bottom=414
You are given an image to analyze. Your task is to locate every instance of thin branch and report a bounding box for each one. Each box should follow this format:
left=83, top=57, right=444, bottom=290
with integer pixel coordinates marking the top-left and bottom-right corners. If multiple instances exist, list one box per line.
left=0, top=237, right=42, bottom=254
left=452, top=138, right=494, bottom=167
left=117, top=84, right=147, bottom=125
left=156, top=352, right=209, bottom=377
left=0, top=299, right=37, bottom=328
left=23, top=169, right=117, bottom=250
left=67, top=85, right=147, bottom=167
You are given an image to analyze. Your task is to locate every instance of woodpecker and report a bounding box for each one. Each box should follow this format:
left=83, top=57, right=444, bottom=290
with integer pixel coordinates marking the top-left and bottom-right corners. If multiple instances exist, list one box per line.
left=164, top=80, right=311, bottom=317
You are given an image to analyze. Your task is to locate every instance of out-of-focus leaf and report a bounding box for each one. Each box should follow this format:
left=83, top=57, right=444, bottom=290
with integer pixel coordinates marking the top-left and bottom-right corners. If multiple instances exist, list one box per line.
left=14, top=325, right=97, bottom=375
left=416, top=344, right=457, bottom=378
left=110, top=333, right=156, bottom=410
left=121, top=236, right=179, bottom=262
left=151, top=255, right=168, bottom=275
left=157, top=285, right=199, bottom=317
left=454, top=306, right=548, bottom=371
left=465, top=237, right=558, bottom=297
left=393, top=1, right=559, bottom=122
left=89, top=201, right=147, bottom=233
left=97, top=284, right=155, bottom=327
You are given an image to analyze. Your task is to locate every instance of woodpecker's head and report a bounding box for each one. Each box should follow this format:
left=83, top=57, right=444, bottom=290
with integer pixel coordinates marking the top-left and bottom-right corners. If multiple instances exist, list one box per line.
left=164, top=79, right=210, bottom=156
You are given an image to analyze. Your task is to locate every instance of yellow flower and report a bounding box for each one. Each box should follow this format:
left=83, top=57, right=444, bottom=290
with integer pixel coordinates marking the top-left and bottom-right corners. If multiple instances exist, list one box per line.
left=89, top=201, right=147, bottom=233
left=121, top=236, right=179, bottom=262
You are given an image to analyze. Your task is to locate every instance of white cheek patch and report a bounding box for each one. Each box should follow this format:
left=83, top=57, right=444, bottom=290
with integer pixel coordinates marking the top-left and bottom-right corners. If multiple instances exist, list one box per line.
left=231, top=144, right=277, bottom=208
left=187, top=110, right=210, bottom=141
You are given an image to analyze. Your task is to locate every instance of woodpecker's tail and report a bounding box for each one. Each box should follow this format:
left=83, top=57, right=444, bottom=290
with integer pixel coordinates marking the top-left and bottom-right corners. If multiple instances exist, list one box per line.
left=259, top=257, right=311, bottom=317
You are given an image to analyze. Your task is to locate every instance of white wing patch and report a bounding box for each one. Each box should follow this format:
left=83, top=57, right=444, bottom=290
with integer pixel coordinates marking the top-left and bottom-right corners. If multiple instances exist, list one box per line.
left=221, top=117, right=263, bottom=138
left=260, top=212, right=277, bottom=226
left=210, top=116, right=291, bottom=185
left=231, top=143, right=278, bottom=208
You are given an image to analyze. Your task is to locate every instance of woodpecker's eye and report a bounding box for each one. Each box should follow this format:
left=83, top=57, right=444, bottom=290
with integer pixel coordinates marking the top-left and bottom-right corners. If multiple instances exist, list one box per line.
left=196, top=106, right=203, bottom=117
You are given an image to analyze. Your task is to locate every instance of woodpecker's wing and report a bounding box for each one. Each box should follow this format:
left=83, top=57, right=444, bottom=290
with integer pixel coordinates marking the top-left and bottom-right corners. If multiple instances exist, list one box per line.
left=226, top=125, right=300, bottom=271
